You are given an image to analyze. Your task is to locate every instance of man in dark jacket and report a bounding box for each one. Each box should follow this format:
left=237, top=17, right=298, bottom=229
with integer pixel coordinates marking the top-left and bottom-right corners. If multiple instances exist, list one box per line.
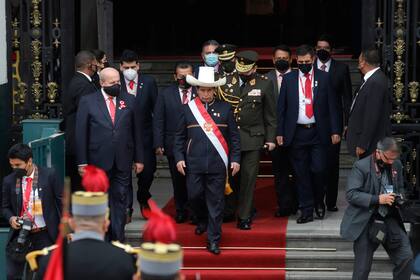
left=2, top=143, right=62, bottom=280
left=174, top=66, right=240, bottom=254
left=347, top=47, right=392, bottom=159
left=153, top=62, right=196, bottom=223
left=63, top=50, right=98, bottom=191
left=340, top=137, right=412, bottom=279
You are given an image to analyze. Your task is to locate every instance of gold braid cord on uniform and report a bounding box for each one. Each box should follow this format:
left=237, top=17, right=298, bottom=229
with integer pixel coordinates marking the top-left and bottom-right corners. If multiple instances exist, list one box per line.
left=217, top=86, right=240, bottom=111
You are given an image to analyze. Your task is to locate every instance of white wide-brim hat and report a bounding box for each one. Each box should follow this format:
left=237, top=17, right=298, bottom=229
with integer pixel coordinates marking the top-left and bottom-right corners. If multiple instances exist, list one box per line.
left=186, top=66, right=226, bottom=87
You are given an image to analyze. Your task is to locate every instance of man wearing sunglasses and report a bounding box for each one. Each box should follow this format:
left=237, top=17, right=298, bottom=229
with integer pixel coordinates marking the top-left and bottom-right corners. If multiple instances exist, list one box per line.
left=340, top=137, right=413, bottom=280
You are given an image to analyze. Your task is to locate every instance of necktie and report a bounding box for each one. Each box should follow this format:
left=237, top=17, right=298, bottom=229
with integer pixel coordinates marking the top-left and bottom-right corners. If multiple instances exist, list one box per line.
left=128, top=80, right=135, bottom=90
left=182, top=90, right=189, bottom=104
left=320, top=64, right=327, bottom=72
left=108, top=97, right=116, bottom=124
left=304, top=73, right=313, bottom=118
left=21, top=177, right=33, bottom=217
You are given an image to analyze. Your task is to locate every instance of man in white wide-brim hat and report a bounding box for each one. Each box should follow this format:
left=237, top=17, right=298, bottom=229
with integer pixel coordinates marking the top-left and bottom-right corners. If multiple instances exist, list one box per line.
left=173, top=66, right=241, bottom=254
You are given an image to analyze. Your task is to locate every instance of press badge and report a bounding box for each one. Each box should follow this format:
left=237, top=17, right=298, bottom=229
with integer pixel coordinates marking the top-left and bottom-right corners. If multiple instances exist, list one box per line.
left=384, top=184, right=394, bottom=194
left=33, top=199, right=43, bottom=215
left=248, top=89, right=261, bottom=96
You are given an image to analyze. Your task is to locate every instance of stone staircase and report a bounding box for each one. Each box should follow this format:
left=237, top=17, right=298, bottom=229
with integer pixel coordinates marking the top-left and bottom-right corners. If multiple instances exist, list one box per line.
left=129, top=58, right=420, bottom=279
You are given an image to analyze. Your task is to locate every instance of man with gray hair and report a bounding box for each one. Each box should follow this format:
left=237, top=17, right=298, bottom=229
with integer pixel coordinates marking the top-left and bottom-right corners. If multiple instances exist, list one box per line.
left=340, top=137, right=413, bottom=279
left=64, top=50, right=99, bottom=191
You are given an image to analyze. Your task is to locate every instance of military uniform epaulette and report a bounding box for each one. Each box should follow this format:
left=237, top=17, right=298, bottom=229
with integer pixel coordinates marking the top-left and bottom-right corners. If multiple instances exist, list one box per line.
left=26, top=244, right=58, bottom=271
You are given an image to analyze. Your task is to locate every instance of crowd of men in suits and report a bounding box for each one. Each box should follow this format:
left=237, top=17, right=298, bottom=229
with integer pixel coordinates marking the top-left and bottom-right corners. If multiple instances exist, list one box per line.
left=62, top=35, right=397, bottom=243
left=3, top=32, right=405, bottom=277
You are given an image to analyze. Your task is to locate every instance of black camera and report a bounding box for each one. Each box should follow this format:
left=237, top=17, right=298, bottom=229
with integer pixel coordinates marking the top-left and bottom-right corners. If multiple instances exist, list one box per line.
left=394, top=194, right=407, bottom=207
left=16, top=218, right=32, bottom=250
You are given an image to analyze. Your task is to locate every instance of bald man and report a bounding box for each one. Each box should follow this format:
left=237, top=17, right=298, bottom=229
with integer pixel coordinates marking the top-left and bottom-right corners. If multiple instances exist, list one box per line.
left=76, top=67, right=144, bottom=241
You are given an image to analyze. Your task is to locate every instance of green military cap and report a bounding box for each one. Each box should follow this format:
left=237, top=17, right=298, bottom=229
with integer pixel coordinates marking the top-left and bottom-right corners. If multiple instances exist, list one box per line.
left=216, top=44, right=237, bottom=61
left=235, top=50, right=259, bottom=73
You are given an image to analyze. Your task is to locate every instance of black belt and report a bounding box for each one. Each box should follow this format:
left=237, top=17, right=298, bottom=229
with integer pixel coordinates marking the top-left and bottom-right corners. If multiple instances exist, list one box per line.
left=31, top=227, right=47, bottom=233
left=297, top=123, right=316, bottom=129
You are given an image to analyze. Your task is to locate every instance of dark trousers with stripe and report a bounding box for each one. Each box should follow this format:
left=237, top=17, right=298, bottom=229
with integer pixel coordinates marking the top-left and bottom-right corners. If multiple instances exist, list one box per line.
left=187, top=172, right=226, bottom=243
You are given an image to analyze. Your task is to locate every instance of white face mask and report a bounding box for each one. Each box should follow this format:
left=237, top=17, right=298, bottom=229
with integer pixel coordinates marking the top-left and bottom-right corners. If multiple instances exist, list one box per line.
left=123, top=68, right=138, bottom=81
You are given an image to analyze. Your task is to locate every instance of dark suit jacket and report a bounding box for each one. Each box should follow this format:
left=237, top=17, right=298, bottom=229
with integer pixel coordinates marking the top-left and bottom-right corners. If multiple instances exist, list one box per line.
left=315, top=58, right=353, bottom=125
left=75, top=90, right=143, bottom=172
left=174, top=99, right=241, bottom=174
left=277, top=69, right=342, bottom=146
left=153, top=84, right=196, bottom=157
left=120, top=73, right=158, bottom=149
left=64, top=72, right=98, bottom=155
left=36, top=238, right=136, bottom=280
left=1, top=167, right=62, bottom=243
left=346, top=69, right=392, bottom=157
left=340, top=155, right=405, bottom=241
left=266, top=69, right=280, bottom=98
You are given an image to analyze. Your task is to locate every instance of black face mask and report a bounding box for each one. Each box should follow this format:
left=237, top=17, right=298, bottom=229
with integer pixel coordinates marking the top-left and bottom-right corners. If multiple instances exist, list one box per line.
left=103, top=62, right=110, bottom=68
left=177, top=77, right=191, bottom=90
left=274, top=59, right=289, bottom=72
left=103, top=84, right=121, bottom=97
left=317, top=49, right=331, bottom=62
left=239, top=73, right=255, bottom=83
left=298, top=63, right=312, bottom=74
left=376, top=159, right=392, bottom=171
left=221, top=61, right=235, bottom=73
left=14, top=168, right=27, bottom=178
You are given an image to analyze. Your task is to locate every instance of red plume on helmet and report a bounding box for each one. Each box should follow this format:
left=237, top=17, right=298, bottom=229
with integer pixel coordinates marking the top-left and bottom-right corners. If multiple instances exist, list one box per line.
left=142, top=199, right=177, bottom=244
left=81, top=165, right=109, bottom=193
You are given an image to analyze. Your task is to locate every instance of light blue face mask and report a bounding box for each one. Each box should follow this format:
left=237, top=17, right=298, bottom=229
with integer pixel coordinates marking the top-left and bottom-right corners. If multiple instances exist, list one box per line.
left=205, top=53, right=219, bottom=67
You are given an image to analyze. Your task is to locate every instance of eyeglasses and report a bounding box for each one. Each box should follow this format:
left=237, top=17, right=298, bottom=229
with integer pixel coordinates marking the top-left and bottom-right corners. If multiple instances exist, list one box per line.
left=381, top=151, right=399, bottom=161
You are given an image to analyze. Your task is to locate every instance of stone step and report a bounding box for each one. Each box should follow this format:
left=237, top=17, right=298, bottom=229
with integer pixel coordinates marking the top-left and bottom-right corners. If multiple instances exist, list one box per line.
left=286, top=250, right=393, bottom=273
left=286, top=271, right=420, bottom=280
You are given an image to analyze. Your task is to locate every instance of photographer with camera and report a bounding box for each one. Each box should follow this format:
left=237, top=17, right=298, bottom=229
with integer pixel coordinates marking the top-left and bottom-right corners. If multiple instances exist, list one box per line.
left=1, top=143, right=62, bottom=280
left=340, top=137, right=413, bottom=280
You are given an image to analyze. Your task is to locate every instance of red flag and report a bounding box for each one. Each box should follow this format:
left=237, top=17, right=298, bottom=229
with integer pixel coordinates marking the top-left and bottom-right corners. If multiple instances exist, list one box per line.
left=43, top=232, right=64, bottom=280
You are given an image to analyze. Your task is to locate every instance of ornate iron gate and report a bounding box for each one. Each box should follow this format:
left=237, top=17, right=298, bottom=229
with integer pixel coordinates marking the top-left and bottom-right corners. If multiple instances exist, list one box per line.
left=375, top=0, right=420, bottom=199
left=8, top=0, right=71, bottom=143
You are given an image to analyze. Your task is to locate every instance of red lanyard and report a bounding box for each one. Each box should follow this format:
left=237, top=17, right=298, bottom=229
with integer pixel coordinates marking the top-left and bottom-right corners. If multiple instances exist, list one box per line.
left=20, top=178, right=34, bottom=221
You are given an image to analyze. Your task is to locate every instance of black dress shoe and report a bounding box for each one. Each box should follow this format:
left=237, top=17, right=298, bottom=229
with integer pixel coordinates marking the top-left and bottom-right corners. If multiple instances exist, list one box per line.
left=223, top=214, right=236, bottom=223
left=195, top=224, right=207, bottom=235
left=296, top=215, right=314, bottom=224
left=237, top=219, right=252, bottom=230
left=175, top=213, right=187, bottom=224
left=314, top=204, right=326, bottom=219
left=327, top=206, right=339, bottom=212
left=207, top=242, right=220, bottom=255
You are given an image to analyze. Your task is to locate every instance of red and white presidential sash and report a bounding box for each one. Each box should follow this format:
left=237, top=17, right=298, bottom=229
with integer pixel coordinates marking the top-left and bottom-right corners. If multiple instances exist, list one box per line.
left=188, top=98, right=229, bottom=168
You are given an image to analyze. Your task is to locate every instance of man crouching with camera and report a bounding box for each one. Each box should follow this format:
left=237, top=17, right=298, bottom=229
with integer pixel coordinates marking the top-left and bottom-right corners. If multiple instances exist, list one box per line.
left=341, top=137, right=413, bottom=280
left=2, top=143, right=62, bottom=280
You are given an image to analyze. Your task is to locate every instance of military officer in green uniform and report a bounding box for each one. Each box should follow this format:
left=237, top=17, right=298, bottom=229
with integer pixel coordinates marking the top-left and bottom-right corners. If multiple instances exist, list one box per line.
left=235, top=50, right=277, bottom=230
left=215, top=44, right=242, bottom=222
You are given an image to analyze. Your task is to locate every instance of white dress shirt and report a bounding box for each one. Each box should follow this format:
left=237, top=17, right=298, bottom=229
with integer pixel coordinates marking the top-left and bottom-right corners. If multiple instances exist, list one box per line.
left=77, top=71, right=92, bottom=82
left=317, top=59, right=331, bottom=72
left=297, top=69, right=316, bottom=124
left=101, top=88, right=117, bottom=114
left=276, top=68, right=291, bottom=91
left=125, top=76, right=138, bottom=96
left=22, top=169, right=46, bottom=229
left=350, top=67, right=380, bottom=111
left=179, top=87, right=192, bottom=103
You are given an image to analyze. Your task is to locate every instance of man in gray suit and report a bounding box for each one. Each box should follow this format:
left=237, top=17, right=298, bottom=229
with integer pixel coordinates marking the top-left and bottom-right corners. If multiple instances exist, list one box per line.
left=340, top=137, right=413, bottom=280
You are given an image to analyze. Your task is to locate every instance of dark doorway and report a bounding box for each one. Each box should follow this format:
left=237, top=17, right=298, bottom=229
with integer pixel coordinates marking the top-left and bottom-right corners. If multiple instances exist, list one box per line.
left=113, top=0, right=360, bottom=57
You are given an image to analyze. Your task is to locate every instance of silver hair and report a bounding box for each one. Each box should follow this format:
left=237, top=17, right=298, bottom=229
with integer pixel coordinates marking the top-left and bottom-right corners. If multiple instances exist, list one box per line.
left=377, top=137, right=398, bottom=152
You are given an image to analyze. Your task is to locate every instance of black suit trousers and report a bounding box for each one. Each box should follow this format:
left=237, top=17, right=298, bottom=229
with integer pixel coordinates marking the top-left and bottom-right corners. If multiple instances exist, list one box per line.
left=325, top=141, right=341, bottom=208
left=289, top=126, right=327, bottom=216
left=106, top=166, right=131, bottom=242
left=167, top=156, right=188, bottom=213
left=352, top=217, right=413, bottom=280
left=187, top=172, right=226, bottom=243
left=65, top=154, right=82, bottom=192
left=6, top=231, right=53, bottom=280
left=136, top=148, right=157, bottom=205
left=271, top=146, right=297, bottom=211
